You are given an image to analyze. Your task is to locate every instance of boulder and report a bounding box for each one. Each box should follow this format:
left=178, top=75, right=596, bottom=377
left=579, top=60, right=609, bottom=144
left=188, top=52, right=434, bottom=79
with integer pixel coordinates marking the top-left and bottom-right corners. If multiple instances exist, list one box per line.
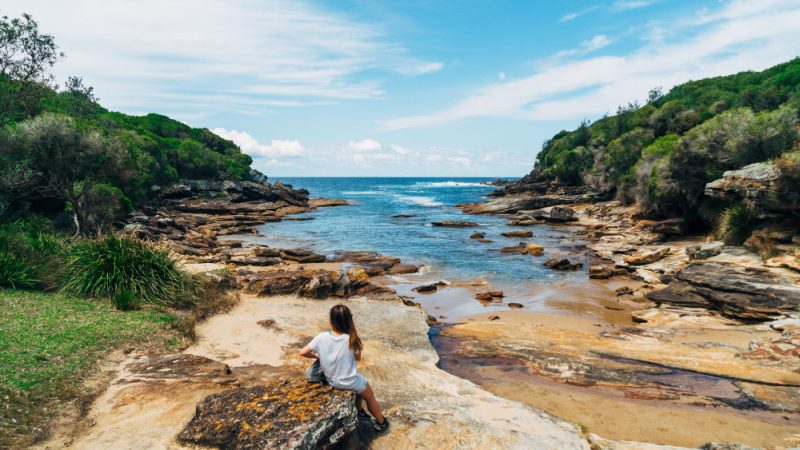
left=253, top=246, right=281, bottom=257
left=177, top=380, right=357, bottom=450
left=412, top=283, right=439, bottom=293
left=500, top=244, right=529, bottom=254
left=705, top=162, right=793, bottom=213
left=309, top=198, right=350, bottom=208
left=686, top=242, right=724, bottom=260
left=521, top=206, right=578, bottom=222
left=475, top=292, right=494, bottom=301
left=431, top=221, right=480, bottom=227
left=589, top=266, right=614, bottom=279
left=646, top=262, right=800, bottom=321
left=508, top=303, right=524, bottom=309
left=623, top=248, right=670, bottom=265
left=636, top=218, right=686, bottom=236
left=280, top=248, right=327, bottom=264
left=470, top=232, right=486, bottom=239
left=329, top=251, right=401, bottom=271
left=501, top=230, right=533, bottom=238
left=346, top=267, right=370, bottom=283
left=388, top=264, right=419, bottom=275
left=230, top=256, right=282, bottom=266
left=526, top=244, right=545, bottom=256
left=544, top=259, right=583, bottom=271
left=245, top=270, right=342, bottom=298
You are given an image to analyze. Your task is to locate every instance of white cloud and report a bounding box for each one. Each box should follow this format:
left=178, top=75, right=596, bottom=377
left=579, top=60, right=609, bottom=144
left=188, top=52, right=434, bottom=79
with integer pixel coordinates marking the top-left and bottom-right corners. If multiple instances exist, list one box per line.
left=346, top=139, right=383, bottom=152
left=382, top=0, right=800, bottom=129
left=559, top=6, right=600, bottom=22
left=612, top=0, right=656, bottom=11
left=497, top=72, right=507, bottom=81
left=553, top=34, right=612, bottom=59
left=211, top=128, right=306, bottom=158
left=2, top=0, right=441, bottom=116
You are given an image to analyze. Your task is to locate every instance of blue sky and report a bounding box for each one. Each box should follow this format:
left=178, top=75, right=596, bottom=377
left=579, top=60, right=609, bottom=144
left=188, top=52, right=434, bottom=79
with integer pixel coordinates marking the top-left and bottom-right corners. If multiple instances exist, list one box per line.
left=4, top=0, right=800, bottom=176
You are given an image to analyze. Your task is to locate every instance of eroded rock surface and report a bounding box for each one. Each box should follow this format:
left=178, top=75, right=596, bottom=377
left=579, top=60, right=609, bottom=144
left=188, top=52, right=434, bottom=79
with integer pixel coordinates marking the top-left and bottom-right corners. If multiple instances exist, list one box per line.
left=177, top=381, right=356, bottom=450
left=647, top=262, right=800, bottom=321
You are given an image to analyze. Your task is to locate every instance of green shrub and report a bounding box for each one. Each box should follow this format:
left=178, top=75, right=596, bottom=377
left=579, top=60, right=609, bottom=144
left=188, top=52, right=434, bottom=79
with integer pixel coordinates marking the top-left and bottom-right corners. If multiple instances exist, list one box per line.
left=716, top=205, right=759, bottom=245
left=776, top=150, right=800, bottom=206
left=63, top=235, right=192, bottom=306
left=0, top=218, right=69, bottom=290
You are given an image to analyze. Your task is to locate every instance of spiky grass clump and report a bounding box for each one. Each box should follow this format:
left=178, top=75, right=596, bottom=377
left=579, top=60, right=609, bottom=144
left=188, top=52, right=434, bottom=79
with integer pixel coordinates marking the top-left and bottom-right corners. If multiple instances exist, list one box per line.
left=716, top=204, right=759, bottom=245
left=0, top=218, right=69, bottom=290
left=64, top=235, right=192, bottom=307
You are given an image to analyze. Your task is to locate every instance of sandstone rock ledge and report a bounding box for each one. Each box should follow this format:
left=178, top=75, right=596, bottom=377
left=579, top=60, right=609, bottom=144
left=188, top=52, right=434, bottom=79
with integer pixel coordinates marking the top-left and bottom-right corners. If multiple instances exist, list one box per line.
left=178, top=381, right=356, bottom=450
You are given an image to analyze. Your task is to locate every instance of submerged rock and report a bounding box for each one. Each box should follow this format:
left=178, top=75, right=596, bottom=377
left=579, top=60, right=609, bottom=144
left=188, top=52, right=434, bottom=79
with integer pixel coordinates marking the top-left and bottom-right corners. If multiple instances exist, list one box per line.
left=177, top=380, right=357, bottom=450
left=647, top=262, right=800, bottom=321
left=501, top=230, right=533, bottom=238
left=432, top=221, right=480, bottom=227
left=309, top=198, right=350, bottom=208
left=470, top=232, right=485, bottom=239
left=544, top=258, right=583, bottom=271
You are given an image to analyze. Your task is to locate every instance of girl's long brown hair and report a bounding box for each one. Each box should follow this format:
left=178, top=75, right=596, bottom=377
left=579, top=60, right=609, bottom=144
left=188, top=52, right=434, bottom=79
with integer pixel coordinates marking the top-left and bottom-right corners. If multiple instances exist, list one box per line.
left=330, top=304, right=363, bottom=354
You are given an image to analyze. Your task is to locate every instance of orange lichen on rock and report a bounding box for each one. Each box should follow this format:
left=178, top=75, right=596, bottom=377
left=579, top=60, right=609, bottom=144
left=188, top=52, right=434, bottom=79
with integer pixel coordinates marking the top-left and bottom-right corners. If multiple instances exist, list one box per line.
left=177, top=378, right=357, bottom=449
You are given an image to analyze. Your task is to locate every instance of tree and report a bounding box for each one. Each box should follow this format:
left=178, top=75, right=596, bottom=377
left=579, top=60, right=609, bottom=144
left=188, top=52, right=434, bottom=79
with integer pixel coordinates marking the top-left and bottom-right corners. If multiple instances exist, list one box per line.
left=0, top=13, right=63, bottom=122
left=8, top=114, right=128, bottom=234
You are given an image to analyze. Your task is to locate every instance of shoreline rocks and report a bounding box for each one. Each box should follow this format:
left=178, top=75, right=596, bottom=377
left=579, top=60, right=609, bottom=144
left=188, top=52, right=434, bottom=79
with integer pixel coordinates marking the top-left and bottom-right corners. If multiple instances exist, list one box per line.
left=646, top=262, right=800, bottom=321
left=432, top=221, right=480, bottom=227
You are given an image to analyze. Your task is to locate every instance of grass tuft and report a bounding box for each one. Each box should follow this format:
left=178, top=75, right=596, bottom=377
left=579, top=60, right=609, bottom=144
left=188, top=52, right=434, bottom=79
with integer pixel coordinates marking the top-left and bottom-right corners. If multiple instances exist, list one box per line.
left=716, top=204, right=759, bottom=245
left=63, top=235, right=192, bottom=308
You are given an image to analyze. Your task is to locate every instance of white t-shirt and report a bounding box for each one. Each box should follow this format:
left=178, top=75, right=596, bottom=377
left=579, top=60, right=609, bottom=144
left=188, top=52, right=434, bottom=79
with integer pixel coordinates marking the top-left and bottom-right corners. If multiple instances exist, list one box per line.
left=308, top=331, right=365, bottom=391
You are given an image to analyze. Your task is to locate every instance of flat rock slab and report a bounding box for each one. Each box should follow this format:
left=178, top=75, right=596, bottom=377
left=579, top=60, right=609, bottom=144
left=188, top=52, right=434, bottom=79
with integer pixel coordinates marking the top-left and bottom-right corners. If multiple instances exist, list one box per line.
left=647, top=262, right=800, bottom=321
left=178, top=380, right=357, bottom=450
left=432, top=221, right=480, bottom=227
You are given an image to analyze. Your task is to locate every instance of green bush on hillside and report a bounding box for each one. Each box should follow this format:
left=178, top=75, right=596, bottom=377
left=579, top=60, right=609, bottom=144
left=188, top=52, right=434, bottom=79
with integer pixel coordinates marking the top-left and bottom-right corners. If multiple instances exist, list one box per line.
left=529, top=58, right=800, bottom=225
left=63, top=235, right=192, bottom=307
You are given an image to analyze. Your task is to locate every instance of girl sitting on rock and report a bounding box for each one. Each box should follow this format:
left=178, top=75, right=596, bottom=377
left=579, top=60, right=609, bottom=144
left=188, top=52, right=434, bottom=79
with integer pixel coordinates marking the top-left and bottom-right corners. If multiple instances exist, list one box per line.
left=300, top=303, right=389, bottom=432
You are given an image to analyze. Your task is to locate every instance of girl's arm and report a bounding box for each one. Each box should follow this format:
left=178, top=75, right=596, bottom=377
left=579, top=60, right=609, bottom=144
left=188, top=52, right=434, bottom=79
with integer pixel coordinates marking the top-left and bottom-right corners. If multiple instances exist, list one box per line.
left=299, top=344, right=319, bottom=359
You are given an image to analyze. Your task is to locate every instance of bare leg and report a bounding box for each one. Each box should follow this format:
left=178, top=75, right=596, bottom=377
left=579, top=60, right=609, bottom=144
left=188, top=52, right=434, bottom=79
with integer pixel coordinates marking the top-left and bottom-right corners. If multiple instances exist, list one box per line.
left=357, top=384, right=384, bottom=424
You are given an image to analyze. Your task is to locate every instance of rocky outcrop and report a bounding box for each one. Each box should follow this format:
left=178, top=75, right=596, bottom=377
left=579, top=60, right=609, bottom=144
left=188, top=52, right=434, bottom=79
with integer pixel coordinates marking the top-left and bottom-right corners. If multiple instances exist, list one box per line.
left=518, top=206, right=579, bottom=222
left=243, top=269, right=398, bottom=301
left=161, top=179, right=309, bottom=206
left=705, top=162, right=793, bottom=213
left=177, top=380, right=357, bottom=450
left=647, top=262, right=800, bottom=321
left=460, top=194, right=592, bottom=215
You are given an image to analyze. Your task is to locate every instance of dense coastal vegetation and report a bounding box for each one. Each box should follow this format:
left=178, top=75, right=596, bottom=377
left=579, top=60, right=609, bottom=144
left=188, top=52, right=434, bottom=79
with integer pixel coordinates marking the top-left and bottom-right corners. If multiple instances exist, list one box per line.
left=0, top=14, right=260, bottom=235
left=524, top=59, right=800, bottom=231
left=0, top=15, right=243, bottom=447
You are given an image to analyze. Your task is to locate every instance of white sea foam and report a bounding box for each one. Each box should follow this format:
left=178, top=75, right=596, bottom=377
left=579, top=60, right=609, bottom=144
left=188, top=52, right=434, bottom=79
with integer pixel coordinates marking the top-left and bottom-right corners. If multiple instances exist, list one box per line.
left=414, top=181, right=494, bottom=188
left=394, top=195, right=443, bottom=207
